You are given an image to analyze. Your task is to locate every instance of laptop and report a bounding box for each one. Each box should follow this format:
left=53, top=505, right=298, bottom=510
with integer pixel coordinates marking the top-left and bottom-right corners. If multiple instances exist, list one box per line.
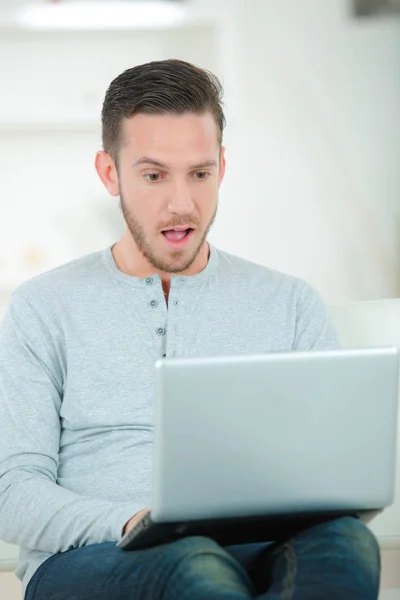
left=118, top=347, right=399, bottom=551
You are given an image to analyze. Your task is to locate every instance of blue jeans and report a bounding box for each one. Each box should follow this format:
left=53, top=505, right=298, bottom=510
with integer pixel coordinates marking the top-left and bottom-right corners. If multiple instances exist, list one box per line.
left=25, top=516, right=380, bottom=599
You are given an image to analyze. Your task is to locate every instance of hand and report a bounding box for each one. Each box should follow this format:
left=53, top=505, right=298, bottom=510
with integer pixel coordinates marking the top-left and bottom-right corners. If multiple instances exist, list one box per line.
left=122, top=508, right=150, bottom=536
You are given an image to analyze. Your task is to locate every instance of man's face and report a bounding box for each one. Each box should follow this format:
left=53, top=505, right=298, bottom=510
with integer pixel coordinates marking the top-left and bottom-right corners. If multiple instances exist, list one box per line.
left=114, top=111, right=225, bottom=274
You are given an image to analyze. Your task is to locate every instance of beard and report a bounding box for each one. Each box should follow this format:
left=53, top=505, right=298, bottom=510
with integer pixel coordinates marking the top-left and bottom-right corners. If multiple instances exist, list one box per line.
left=119, top=193, right=217, bottom=274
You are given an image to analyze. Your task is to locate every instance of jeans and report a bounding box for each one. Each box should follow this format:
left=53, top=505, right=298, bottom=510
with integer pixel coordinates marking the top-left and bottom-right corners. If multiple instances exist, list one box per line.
left=25, top=516, right=380, bottom=600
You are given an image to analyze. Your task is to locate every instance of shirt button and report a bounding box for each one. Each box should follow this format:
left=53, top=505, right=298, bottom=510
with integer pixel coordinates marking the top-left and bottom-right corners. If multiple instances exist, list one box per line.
left=150, top=300, right=159, bottom=308
left=156, top=327, right=166, bottom=336
left=145, top=277, right=153, bottom=285
left=173, top=300, right=178, bottom=306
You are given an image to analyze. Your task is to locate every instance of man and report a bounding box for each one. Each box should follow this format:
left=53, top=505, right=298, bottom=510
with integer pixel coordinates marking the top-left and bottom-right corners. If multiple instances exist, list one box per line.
left=0, top=59, right=379, bottom=599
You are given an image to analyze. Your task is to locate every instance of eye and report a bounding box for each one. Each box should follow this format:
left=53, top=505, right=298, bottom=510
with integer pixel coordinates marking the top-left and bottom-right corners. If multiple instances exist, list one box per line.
left=144, top=173, right=162, bottom=182
left=194, top=171, right=211, bottom=181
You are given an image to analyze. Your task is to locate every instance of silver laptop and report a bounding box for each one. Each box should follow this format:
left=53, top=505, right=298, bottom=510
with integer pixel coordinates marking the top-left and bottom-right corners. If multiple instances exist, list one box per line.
left=118, top=348, right=399, bottom=551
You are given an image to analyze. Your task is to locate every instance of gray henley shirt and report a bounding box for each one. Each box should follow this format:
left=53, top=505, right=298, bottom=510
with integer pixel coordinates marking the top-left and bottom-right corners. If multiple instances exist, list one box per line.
left=0, top=243, right=339, bottom=592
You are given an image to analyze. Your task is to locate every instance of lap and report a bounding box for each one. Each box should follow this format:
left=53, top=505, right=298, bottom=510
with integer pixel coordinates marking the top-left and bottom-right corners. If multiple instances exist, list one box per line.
left=226, top=542, right=273, bottom=569
left=25, top=536, right=260, bottom=600
left=25, top=516, right=379, bottom=600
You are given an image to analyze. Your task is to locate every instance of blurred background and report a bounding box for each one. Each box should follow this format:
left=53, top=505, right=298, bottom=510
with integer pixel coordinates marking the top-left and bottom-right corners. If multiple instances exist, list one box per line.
left=0, top=0, right=399, bottom=315
left=0, top=4, right=400, bottom=598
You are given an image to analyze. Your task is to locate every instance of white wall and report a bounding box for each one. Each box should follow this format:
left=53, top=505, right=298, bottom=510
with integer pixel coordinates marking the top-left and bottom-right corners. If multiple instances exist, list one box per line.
left=203, top=0, right=400, bottom=303
left=0, top=0, right=399, bottom=313
left=0, top=23, right=218, bottom=306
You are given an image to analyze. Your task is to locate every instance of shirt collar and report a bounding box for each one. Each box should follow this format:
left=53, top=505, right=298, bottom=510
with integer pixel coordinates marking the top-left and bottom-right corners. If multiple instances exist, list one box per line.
left=102, top=242, right=218, bottom=288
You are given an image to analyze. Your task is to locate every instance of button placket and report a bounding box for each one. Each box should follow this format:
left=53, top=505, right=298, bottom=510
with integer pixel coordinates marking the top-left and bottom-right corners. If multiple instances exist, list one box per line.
left=164, top=278, right=185, bottom=359
left=142, top=276, right=167, bottom=357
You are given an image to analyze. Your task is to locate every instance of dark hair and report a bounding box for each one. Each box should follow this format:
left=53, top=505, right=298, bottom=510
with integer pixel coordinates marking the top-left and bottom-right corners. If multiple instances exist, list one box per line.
left=101, top=59, right=225, bottom=163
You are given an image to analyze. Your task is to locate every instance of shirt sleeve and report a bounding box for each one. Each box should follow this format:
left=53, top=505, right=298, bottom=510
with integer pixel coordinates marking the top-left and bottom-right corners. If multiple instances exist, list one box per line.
left=292, top=280, right=340, bottom=351
left=0, top=293, right=140, bottom=554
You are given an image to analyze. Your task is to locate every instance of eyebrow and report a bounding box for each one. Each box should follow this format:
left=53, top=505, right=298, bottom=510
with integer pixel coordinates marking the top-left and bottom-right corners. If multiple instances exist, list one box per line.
left=133, top=157, right=218, bottom=170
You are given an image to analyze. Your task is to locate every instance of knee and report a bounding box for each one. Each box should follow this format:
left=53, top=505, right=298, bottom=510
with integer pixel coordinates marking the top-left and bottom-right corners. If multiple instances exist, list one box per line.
left=167, top=535, right=230, bottom=562
left=165, top=536, right=245, bottom=577
left=328, top=517, right=379, bottom=558
left=318, top=516, right=380, bottom=581
left=162, top=536, right=253, bottom=595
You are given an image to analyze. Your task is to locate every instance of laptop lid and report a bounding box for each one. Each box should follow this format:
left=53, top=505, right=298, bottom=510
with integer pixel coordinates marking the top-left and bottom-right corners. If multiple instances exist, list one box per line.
left=151, top=348, right=399, bottom=523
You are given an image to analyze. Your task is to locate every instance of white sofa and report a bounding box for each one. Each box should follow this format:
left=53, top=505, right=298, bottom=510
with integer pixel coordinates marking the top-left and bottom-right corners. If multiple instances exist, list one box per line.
left=0, top=297, right=399, bottom=575
left=0, top=543, right=18, bottom=573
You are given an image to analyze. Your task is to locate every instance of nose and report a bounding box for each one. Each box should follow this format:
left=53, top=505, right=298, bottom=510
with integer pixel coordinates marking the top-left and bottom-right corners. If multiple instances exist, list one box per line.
left=167, top=180, right=194, bottom=216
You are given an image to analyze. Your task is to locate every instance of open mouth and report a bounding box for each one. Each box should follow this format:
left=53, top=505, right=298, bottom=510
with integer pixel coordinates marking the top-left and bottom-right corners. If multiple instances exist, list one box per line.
left=162, top=228, right=194, bottom=242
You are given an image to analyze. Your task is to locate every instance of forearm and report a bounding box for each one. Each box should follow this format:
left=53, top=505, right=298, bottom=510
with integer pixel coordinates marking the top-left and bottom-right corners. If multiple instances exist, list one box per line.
left=0, top=472, right=140, bottom=553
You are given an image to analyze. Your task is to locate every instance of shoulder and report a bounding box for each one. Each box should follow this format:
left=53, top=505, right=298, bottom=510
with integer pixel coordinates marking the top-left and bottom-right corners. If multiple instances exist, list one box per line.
left=11, top=248, right=108, bottom=311
left=213, top=246, right=338, bottom=350
left=214, top=246, right=315, bottom=299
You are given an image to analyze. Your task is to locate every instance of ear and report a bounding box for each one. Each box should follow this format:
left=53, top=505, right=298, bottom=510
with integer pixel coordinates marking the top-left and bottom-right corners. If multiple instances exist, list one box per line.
left=219, top=147, right=226, bottom=186
left=95, top=151, right=120, bottom=197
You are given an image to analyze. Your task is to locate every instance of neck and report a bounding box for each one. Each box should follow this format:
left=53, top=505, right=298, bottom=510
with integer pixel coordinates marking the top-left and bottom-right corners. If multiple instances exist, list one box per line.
left=112, top=230, right=210, bottom=287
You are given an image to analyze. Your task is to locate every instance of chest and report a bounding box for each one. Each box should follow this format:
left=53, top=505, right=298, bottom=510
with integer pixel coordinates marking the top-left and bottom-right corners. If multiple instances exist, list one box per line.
left=60, top=290, right=295, bottom=429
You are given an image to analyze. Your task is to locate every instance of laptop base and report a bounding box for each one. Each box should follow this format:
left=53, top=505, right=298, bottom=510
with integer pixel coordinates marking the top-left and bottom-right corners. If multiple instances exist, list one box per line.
left=117, top=509, right=365, bottom=551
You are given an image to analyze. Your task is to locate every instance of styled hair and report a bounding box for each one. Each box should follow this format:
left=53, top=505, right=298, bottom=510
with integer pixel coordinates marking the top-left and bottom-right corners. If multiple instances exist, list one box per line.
left=101, top=59, right=225, bottom=163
